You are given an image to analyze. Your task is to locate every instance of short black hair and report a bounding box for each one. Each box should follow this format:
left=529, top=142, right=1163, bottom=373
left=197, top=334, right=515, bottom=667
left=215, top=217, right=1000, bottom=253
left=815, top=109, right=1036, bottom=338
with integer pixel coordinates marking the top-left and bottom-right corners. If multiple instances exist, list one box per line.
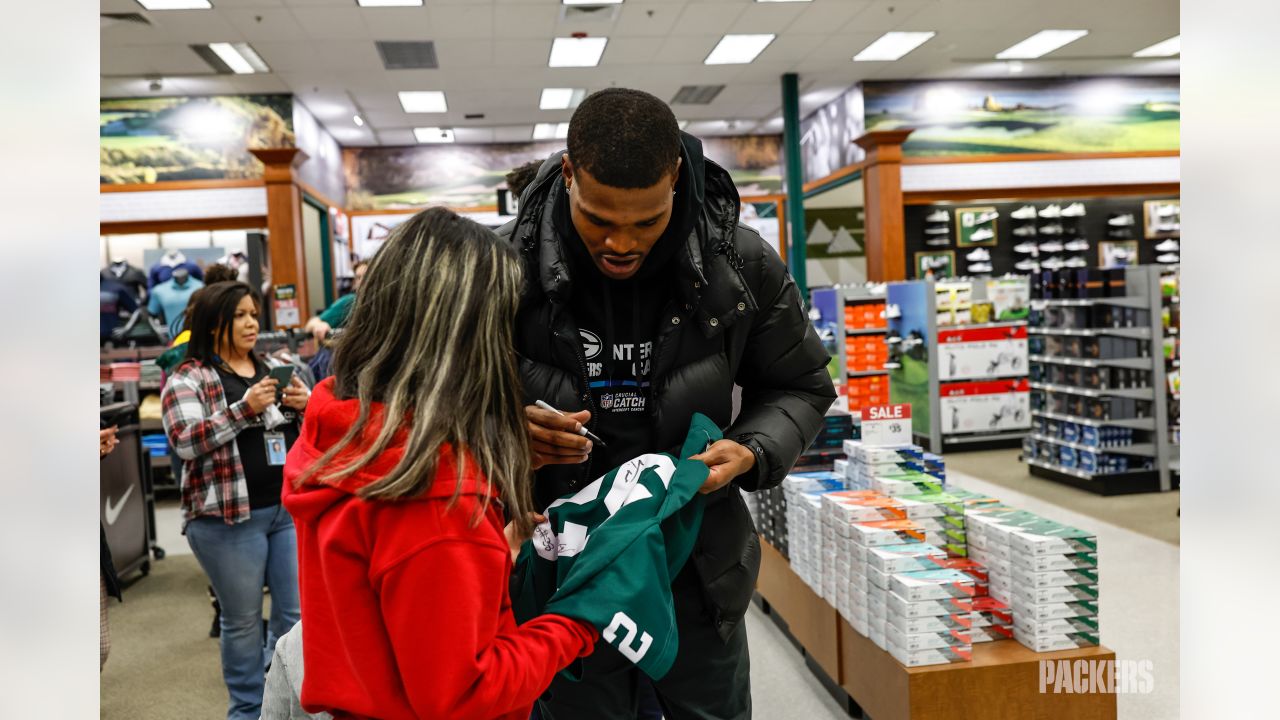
left=505, top=160, right=542, bottom=198
left=567, top=88, right=681, bottom=189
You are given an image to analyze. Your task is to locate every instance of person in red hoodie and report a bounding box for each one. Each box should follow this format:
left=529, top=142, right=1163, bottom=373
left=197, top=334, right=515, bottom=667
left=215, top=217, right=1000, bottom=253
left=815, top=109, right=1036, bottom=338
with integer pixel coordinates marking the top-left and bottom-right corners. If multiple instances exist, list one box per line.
left=282, top=206, right=597, bottom=720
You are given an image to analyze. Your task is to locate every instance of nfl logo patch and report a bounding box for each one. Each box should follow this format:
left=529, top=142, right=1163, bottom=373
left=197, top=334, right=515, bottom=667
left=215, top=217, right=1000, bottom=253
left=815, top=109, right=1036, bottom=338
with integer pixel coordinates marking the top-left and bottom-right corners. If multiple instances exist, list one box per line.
left=600, top=394, right=614, bottom=410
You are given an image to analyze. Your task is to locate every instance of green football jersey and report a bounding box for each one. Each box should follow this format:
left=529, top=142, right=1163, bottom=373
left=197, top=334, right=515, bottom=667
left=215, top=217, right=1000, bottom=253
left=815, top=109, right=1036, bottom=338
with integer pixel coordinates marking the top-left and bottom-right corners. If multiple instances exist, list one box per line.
left=511, top=413, right=720, bottom=681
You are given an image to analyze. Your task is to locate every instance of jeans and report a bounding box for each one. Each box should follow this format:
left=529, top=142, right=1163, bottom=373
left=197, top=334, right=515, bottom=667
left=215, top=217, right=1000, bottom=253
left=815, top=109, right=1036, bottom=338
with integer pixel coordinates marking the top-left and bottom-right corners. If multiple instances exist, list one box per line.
left=187, top=504, right=301, bottom=720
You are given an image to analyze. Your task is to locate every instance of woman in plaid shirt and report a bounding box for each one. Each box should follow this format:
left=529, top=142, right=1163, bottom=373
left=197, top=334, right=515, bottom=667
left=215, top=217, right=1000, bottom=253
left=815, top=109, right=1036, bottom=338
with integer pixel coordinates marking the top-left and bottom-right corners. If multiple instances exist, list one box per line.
left=161, top=281, right=310, bottom=720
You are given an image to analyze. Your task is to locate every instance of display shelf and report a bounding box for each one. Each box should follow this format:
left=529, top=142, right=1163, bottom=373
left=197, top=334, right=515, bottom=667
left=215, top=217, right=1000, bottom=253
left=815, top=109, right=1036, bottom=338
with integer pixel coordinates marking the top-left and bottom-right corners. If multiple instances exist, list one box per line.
left=1029, top=433, right=1157, bottom=457
left=846, top=369, right=889, bottom=378
left=1029, top=382, right=1155, bottom=400
left=1028, top=326, right=1151, bottom=339
left=1032, top=409, right=1157, bottom=430
left=844, top=296, right=885, bottom=305
left=943, top=430, right=1031, bottom=444
left=1031, top=296, right=1149, bottom=309
left=1025, top=458, right=1162, bottom=495
left=937, top=320, right=1027, bottom=331
left=1029, top=354, right=1152, bottom=369
left=846, top=327, right=888, bottom=336
left=944, top=373, right=1028, bottom=383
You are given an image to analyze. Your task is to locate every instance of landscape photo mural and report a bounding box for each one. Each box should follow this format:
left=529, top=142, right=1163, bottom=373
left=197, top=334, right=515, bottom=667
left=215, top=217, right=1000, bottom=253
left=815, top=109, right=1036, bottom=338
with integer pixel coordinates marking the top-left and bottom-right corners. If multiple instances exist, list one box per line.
left=862, top=77, right=1180, bottom=157
left=100, top=94, right=295, bottom=184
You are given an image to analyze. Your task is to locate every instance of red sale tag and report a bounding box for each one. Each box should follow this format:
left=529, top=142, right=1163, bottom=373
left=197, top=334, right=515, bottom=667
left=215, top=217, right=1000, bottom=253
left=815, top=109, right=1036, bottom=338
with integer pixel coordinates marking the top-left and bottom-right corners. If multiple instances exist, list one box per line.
left=858, top=404, right=913, bottom=446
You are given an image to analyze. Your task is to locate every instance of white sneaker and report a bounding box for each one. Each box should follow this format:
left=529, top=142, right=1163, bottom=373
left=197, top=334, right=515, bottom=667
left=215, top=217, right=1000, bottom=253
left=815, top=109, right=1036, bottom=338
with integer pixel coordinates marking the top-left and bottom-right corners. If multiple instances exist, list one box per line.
left=925, top=225, right=949, bottom=234
left=1014, top=259, right=1040, bottom=271
left=1108, top=214, right=1136, bottom=226
left=1039, top=204, right=1062, bottom=218
left=1013, top=225, right=1037, bottom=237
left=926, top=209, right=949, bottom=223
left=968, top=263, right=994, bottom=273
left=1061, top=202, right=1087, bottom=217
left=1064, top=239, right=1090, bottom=252
left=1154, top=239, right=1180, bottom=252
left=970, top=227, right=994, bottom=242
left=974, top=210, right=999, bottom=224
left=925, top=238, right=950, bottom=247
left=966, top=248, right=991, bottom=262
left=1065, top=257, right=1088, bottom=268
left=1013, top=242, right=1039, bottom=254
left=1039, top=224, right=1064, bottom=235
left=1042, top=256, right=1066, bottom=271
left=1155, top=204, right=1179, bottom=217
left=1011, top=205, right=1037, bottom=220
left=1154, top=222, right=1180, bottom=233
left=1156, top=253, right=1180, bottom=264
left=1039, top=241, right=1064, bottom=253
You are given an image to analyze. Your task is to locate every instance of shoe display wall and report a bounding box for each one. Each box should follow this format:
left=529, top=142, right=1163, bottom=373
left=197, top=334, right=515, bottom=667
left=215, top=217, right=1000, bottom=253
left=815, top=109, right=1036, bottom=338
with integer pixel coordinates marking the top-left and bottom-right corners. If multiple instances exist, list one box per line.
left=903, top=196, right=1180, bottom=279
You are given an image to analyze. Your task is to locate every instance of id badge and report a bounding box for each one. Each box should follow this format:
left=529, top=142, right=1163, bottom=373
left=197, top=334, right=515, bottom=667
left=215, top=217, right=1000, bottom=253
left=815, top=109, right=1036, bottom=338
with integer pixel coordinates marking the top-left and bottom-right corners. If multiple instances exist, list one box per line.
left=264, top=432, right=288, bottom=466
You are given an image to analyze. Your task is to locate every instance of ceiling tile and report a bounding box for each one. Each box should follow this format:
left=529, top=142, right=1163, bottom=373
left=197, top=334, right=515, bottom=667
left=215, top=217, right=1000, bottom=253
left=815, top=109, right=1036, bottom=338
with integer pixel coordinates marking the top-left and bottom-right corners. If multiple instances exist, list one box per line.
left=601, top=36, right=659, bottom=65
left=376, top=128, right=417, bottom=145
left=224, top=9, right=308, bottom=41
left=492, top=4, right=560, bottom=39
left=147, top=9, right=244, bottom=42
left=434, top=39, right=496, bottom=69
left=357, top=7, right=433, bottom=41
left=784, top=0, right=870, bottom=35
left=494, top=39, right=550, bottom=67
left=612, top=1, right=684, bottom=38
left=671, top=2, right=748, bottom=38
left=427, top=3, right=496, bottom=40
left=252, top=42, right=324, bottom=73
left=842, top=0, right=935, bottom=33
left=101, top=46, right=161, bottom=76
left=729, top=1, right=810, bottom=34
left=293, top=7, right=369, bottom=40
left=309, top=41, right=385, bottom=71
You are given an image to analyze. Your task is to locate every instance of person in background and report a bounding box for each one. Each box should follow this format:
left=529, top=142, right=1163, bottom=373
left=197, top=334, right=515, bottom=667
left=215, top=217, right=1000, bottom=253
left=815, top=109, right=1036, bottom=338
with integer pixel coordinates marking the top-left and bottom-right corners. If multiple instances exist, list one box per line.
left=303, top=260, right=367, bottom=342
left=506, top=159, right=543, bottom=201
left=100, top=426, right=122, bottom=670
left=280, top=207, right=597, bottom=720
left=161, top=282, right=311, bottom=720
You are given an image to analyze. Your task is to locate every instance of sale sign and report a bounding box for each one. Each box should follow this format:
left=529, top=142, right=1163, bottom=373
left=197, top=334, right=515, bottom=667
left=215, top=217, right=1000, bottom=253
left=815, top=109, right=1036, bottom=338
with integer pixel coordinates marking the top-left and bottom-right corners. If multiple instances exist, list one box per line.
left=858, top=404, right=913, bottom=446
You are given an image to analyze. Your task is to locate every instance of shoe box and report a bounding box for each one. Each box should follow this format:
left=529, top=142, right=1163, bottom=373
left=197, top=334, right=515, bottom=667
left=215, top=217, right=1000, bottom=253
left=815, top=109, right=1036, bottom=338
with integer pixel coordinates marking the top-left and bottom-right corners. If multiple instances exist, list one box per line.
left=890, top=569, right=979, bottom=601
left=845, top=301, right=887, bottom=331
left=1034, top=363, right=1151, bottom=391
left=886, top=641, right=974, bottom=668
left=1040, top=391, right=1151, bottom=421
left=845, top=374, right=890, bottom=410
left=1032, top=269, right=1130, bottom=300
left=846, top=334, right=889, bottom=373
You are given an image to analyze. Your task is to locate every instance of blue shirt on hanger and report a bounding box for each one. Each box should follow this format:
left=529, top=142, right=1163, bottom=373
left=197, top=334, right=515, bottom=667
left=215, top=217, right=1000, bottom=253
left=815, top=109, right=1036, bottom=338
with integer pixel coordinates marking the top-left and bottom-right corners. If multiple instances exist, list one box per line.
left=148, top=277, right=204, bottom=331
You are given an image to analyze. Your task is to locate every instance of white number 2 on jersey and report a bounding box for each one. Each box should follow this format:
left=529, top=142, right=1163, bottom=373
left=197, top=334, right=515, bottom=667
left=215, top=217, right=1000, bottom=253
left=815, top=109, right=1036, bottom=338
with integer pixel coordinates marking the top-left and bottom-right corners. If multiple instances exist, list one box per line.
left=603, top=611, right=652, bottom=663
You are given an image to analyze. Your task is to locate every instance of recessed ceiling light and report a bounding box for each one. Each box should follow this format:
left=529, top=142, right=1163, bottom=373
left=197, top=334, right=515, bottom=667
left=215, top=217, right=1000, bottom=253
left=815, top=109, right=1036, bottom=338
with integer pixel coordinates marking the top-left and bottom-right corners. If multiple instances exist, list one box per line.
left=549, top=37, right=608, bottom=67
left=996, top=30, right=1088, bottom=60
left=1133, top=35, right=1180, bottom=58
left=136, top=0, right=211, bottom=9
left=357, top=0, right=423, bottom=6
left=705, top=34, right=775, bottom=65
left=208, top=42, right=269, bottom=74
left=414, top=127, right=454, bottom=144
left=540, top=88, right=587, bottom=110
left=353, top=115, right=365, bottom=127
left=853, top=31, right=936, bottom=61
left=533, top=122, right=569, bottom=140
left=399, top=90, right=447, bottom=113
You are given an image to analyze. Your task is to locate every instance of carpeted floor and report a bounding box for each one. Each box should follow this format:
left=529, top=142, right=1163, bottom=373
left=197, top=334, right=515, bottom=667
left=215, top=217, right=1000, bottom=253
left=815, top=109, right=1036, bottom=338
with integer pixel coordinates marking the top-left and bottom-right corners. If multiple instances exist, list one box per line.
left=946, top=449, right=1180, bottom=545
left=100, top=554, right=230, bottom=719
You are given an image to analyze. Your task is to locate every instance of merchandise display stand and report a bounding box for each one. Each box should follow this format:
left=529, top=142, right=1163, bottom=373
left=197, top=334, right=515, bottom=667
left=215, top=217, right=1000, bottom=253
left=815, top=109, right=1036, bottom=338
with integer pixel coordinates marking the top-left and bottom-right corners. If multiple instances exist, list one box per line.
left=885, top=277, right=1032, bottom=453
left=1161, top=267, right=1181, bottom=482
left=840, top=283, right=891, bottom=413
left=1024, top=265, right=1174, bottom=494
left=756, top=540, right=1117, bottom=720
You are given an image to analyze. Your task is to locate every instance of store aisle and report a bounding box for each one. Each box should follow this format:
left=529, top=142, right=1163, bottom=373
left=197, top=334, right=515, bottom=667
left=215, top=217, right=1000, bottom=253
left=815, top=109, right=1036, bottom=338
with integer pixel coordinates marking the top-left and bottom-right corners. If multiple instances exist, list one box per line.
left=950, top=469, right=1180, bottom=720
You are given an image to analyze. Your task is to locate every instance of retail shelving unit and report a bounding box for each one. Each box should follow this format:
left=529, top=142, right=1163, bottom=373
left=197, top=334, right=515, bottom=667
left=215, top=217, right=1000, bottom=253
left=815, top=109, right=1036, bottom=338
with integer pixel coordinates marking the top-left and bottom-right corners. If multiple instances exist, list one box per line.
left=886, top=276, right=1032, bottom=453
left=1161, top=267, right=1181, bottom=482
left=1024, top=265, right=1174, bottom=494
left=839, top=284, right=891, bottom=413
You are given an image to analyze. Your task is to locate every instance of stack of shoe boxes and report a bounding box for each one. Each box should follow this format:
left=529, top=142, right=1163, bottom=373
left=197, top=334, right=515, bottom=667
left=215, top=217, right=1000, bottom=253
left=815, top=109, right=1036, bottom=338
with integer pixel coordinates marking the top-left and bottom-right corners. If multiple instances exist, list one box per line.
left=782, top=472, right=849, bottom=592
left=841, top=440, right=946, bottom=495
left=795, top=409, right=858, bottom=472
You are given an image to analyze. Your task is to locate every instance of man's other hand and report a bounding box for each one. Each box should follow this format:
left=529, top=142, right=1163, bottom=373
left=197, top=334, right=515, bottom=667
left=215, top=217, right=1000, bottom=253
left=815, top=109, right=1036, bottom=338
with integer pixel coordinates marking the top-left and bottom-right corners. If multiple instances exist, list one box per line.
left=690, top=439, right=756, bottom=494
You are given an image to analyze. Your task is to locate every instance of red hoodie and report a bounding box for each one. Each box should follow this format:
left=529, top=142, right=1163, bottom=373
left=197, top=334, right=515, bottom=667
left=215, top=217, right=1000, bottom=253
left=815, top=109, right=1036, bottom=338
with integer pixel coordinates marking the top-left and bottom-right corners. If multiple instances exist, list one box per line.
left=282, top=379, right=596, bottom=720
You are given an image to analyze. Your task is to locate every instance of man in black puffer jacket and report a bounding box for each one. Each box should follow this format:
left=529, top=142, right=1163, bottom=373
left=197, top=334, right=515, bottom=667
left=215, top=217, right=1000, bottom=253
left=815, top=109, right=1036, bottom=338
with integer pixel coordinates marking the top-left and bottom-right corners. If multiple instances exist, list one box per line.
left=500, top=89, right=835, bottom=720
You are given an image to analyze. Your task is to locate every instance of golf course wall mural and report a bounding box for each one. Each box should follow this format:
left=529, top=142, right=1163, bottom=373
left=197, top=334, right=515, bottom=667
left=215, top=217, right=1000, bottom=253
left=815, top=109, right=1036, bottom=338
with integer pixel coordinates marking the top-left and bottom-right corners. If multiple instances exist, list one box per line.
left=100, top=94, right=295, bottom=184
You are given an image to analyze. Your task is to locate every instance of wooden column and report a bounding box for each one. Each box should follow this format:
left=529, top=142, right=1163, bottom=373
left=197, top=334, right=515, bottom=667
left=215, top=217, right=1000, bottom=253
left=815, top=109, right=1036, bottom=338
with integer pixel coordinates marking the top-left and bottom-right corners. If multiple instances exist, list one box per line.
left=250, top=147, right=310, bottom=324
left=854, top=130, right=913, bottom=282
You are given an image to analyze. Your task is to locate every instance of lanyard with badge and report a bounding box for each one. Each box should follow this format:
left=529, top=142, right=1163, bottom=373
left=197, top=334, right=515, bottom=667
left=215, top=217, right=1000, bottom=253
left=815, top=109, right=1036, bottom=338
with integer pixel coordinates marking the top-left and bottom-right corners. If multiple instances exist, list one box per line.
left=218, top=354, right=290, bottom=466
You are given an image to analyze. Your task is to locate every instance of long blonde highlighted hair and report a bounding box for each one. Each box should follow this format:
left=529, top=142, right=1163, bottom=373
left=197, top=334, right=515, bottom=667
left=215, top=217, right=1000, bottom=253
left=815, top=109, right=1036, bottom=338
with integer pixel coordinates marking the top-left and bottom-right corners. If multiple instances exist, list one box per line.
left=297, top=206, right=534, bottom=532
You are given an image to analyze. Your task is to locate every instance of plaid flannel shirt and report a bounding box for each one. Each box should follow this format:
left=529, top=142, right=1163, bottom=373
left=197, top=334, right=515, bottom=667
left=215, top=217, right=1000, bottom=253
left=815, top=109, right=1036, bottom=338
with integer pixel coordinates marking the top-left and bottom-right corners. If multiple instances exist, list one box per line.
left=161, top=360, right=259, bottom=525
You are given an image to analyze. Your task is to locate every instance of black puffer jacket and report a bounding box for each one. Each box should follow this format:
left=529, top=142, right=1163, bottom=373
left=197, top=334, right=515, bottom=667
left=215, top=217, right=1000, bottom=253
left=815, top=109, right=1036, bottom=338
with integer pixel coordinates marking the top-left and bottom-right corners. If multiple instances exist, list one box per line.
left=499, top=133, right=836, bottom=640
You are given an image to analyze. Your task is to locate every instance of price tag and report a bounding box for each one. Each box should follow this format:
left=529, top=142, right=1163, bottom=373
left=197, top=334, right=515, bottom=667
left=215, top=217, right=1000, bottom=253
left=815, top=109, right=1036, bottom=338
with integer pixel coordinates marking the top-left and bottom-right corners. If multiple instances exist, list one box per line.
left=858, top=403, right=912, bottom=446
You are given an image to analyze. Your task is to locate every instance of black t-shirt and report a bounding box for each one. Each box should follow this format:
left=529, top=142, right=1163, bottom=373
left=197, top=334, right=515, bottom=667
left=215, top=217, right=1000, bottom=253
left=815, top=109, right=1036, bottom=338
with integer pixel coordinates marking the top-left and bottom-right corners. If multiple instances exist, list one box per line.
left=552, top=175, right=694, bottom=474
left=214, top=361, right=301, bottom=509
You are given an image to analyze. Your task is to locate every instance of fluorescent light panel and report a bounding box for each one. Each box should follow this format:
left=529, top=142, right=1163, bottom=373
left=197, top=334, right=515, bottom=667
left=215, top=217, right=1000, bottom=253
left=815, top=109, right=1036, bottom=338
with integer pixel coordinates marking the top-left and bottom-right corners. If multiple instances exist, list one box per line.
left=1134, top=35, right=1180, bottom=57
left=357, top=1, right=424, bottom=6
left=705, top=34, right=775, bottom=65
left=996, top=30, right=1088, bottom=60
left=853, top=31, right=936, bottom=61
left=136, top=0, right=211, bottom=9
left=533, top=123, right=569, bottom=140
left=209, top=43, right=268, bottom=74
left=540, top=88, right=586, bottom=110
left=398, top=90, right=447, bottom=113
left=414, top=127, right=454, bottom=144
left=549, top=37, right=608, bottom=67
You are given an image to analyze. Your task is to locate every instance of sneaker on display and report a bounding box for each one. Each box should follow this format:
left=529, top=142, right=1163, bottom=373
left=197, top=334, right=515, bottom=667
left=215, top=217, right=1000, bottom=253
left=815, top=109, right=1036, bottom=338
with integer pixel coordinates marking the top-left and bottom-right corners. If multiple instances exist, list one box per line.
left=1011, top=205, right=1037, bottom=220
left=1154, top=222, right=1181, bottom=233
left=1155, top=239, right=1181, bottom=252
left=926, top=209, right=949, bottom=223
left=1107, top=229, right=1135, bottom=239
left=974, top=210, right=999, bottom=224
left=1039, top=241, right=1065, bottom=253
left=1065, top=257, right=1088, bottom=268
left=1156, top=204, right=1179, bottom=217
left=925, top=238, right=951, bottom=247
left=1013, top=225, right=1037, bottom=237
left=1041, top=256, right=1066, bottom=271
left=1014, top=259, right=1041, bottom=271
left=1039, top=224, right=1064, bottom=235
left=1064, top=239, right=1091, bottom=252
left=1013, top=242, right=1039, bottom=254
left=968, top=263, right=994, bottom=273
left=966, top=248, right=991, bottom=262
left=1157, top=253, right=1181, bottom=264
left=925, top=225, right=950, bottom=234
left=1038, top=204, right=1062, bottom=218
left=1061, top=202, right=1087, bottom=217
left=1108, top=214, right=1136, bottom=226
left=970, top=227, right=995, bottom=242
left=1111, top=248, right=1132, bottom=261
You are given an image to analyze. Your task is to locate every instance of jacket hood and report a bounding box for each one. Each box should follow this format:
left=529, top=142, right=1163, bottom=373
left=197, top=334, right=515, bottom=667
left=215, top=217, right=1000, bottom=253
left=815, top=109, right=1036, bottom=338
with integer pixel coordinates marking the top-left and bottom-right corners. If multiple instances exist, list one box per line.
left=282, top=378, right=492, bottom=522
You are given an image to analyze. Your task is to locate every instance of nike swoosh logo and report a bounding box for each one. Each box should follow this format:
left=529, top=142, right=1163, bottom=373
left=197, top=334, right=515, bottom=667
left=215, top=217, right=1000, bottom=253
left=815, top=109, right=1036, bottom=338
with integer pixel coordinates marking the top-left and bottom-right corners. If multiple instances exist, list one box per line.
left=104, top=485, right=135, bottom=526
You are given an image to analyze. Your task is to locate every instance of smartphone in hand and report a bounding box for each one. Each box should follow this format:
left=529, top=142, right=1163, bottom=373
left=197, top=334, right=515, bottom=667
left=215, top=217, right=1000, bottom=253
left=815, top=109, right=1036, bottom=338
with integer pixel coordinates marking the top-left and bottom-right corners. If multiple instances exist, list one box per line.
left=268, top=365, right=295, bottom=404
